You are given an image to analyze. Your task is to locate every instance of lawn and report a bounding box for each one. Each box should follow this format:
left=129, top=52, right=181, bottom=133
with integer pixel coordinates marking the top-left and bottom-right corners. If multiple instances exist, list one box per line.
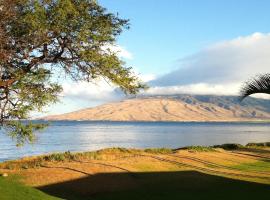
left=1, top=146, right=270, bottom=200
left=0, top=176, right=60, bottom=200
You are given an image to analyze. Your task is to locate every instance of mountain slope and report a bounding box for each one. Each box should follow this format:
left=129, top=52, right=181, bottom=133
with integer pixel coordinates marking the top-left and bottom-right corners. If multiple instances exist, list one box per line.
left=43, top=95, right=270, bottom=121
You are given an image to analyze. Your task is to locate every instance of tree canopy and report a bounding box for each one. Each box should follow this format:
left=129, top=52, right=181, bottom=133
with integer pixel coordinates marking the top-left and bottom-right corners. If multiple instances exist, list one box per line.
left=0, top=0, right=146, bottom=146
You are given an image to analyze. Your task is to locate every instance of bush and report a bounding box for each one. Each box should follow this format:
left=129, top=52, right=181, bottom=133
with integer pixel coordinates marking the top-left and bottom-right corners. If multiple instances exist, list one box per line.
left=184, top=146, right=215, bottom=152
left=43, top=151, right=76, bottom=162
left=246, top=142, right=270, bottom=147
left=97, top=147, right=131, bottom=154
left=144, top=148, right=173, bottom=154
left=212, top=143, right=244, bottom=150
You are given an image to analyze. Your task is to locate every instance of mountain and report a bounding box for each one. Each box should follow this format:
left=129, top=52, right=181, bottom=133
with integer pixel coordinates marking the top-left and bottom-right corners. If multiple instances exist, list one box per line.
left=43, top=94, right=270, bottom=121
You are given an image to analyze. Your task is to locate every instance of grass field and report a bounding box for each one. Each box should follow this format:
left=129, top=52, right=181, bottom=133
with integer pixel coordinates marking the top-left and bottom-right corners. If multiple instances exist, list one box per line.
left=1, top=145, right=270, bottom=200
left=0, top=176, right=59, bottom=200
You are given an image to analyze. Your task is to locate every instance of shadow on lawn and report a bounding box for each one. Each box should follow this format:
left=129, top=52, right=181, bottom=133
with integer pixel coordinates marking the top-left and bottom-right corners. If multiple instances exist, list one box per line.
left=38, top=171, right=270, bottom=200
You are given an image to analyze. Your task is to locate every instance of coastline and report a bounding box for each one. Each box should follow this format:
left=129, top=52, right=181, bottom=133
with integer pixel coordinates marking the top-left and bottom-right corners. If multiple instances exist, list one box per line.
left=1, top=142, right=269, bottom=163
left=38, top=119, right=270, bottom=123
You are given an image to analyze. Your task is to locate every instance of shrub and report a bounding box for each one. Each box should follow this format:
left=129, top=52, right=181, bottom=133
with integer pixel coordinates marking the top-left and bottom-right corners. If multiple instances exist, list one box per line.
left=246, top=142, right=270, bottom=147
left=212, top=143, right=244, bottom=150
left=184, top=146, right=215, bottom=152
left=43, top=151, right=77, bottom=162
left=144, top=148, right=173, bottom=154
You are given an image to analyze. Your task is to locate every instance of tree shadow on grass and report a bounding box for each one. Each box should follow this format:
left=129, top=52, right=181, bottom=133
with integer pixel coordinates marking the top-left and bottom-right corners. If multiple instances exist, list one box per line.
left=38, top=171, right=270, bottom=200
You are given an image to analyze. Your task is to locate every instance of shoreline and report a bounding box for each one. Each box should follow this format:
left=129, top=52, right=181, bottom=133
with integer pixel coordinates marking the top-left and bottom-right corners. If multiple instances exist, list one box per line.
left=36, top=119, right=270, bottom=123
left=1, top=142, right=269, bottom=163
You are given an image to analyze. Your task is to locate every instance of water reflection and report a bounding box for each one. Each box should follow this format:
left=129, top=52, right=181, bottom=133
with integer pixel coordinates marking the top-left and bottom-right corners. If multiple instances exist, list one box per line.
left=0, top=121, right=270, bottom=161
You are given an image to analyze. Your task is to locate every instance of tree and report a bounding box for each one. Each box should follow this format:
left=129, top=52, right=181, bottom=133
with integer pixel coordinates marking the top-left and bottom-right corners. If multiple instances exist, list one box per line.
left=0, top=0, right=146, bottom=146
left=240, top=74, right=270, bottom=100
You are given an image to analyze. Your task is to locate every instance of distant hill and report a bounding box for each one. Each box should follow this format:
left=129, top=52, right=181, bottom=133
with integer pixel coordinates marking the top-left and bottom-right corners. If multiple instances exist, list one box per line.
left=43, top=94, right=270, bottom=121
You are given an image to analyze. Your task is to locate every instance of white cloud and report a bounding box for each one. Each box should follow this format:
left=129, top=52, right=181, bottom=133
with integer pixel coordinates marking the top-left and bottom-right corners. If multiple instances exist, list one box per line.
left=140, top=73, right=156, bottom=82
left=145, top=83, right=241, bottom=96
left=60, top=71, right=154, bottom=102
left=149, top=32, right=270, bottom=96
left=101, top=44, right=133, bottom=60
left=61, top=80, right=123, bottom=102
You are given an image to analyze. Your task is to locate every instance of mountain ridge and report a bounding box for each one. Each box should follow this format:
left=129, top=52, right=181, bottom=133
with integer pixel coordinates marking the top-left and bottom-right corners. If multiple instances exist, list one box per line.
left=42, top=94, right=270, bottom=122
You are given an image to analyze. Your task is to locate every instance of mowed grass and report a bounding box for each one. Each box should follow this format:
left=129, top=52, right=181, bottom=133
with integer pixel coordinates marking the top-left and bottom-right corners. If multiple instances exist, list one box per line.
left=233, top=160, right=270, bottom=171
left=0, top=176, right=60, bottom=200
left=1, top=145, right=270, bottom=200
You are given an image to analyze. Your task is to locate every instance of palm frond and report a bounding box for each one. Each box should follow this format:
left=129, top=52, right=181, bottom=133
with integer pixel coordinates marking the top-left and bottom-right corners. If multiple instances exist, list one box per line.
left=240, top=73, right=270, bottom=101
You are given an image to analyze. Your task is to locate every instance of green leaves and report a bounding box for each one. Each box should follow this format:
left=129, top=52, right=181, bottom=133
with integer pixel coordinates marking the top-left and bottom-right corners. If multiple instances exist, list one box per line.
left=240, top=74, right=270, bottom=101
left=9, top=68, right=62, bottom=118
left=3, top=121, right=48, bottom=147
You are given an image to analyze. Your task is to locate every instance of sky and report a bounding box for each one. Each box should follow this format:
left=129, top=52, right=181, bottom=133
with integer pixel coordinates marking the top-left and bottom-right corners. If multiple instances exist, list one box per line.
left=39, top=0, right=270, bottom=117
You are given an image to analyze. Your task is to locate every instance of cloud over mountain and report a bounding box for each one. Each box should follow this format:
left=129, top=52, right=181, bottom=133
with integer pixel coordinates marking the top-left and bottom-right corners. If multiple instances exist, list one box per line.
left=63, top=33, right=270, bottom=102
left=149, top=32, right=270, bottom=96
left=43, top=33, right=270, bottom=116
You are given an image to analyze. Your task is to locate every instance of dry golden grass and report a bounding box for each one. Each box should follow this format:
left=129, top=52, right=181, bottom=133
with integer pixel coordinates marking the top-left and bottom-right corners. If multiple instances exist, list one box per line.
left=1, top=147, right=270, bottom=199
left=1, top=147, right=270, bottom=187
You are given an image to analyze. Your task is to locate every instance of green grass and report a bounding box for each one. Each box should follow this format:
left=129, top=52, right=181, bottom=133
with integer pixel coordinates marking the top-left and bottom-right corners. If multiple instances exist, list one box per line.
left=0, top=176, right=60, bottom=200
left=232, top=161, right=270, bottom=171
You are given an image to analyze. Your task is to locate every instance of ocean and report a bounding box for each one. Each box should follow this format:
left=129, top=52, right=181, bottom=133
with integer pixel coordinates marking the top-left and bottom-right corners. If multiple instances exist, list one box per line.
left=0, top=121, right=270, bottom=161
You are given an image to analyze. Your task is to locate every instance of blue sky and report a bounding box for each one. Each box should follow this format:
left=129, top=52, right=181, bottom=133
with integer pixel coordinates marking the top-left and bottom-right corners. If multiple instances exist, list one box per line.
left=40, top=0, right=270, bottom=116
left=99, top=0, right=270, bottom=75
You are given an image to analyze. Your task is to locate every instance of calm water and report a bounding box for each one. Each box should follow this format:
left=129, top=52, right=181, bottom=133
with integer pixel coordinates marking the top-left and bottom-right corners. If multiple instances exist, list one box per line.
left=0, top=121, right=270, bottom=161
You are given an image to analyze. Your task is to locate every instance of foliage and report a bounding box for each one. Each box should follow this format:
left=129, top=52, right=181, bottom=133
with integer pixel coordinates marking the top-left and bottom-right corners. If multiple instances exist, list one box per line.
left=43, top=151, right=76, bottom=161
left=246, top=142, right=270, bottom=147
left=183, top=146, right=215, bottom=152
left=240, top=73, right=270, bottom=100
left=97, top=147, right=132, bottom=153
left=144, top=148, right=173, bottom=154
left=212, top=143, right=244, bottom=150
left=4, top=121, right=48, bottom=147
left=0, top=0, right=147, bottom=145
